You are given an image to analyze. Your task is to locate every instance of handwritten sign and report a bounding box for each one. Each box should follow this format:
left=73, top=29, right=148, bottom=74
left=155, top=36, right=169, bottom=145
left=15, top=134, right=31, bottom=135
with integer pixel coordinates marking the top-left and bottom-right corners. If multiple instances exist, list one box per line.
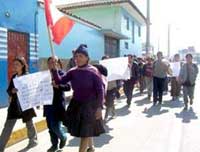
left=100, top=57, right=130, bottom=81
left=13, top=71, right=53, bottom=111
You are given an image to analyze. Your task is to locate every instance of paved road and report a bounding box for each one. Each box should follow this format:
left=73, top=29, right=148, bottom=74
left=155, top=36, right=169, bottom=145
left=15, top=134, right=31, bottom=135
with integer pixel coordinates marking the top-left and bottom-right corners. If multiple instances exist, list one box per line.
left=6, top=76, right=200, bottom=152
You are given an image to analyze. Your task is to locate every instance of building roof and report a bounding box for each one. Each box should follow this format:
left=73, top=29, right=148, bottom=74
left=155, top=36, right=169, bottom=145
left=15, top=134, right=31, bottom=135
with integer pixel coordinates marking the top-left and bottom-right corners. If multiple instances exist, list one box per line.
left=38, top=1, right=102, bottom=30
left=58, top=0, right=147, bottom=24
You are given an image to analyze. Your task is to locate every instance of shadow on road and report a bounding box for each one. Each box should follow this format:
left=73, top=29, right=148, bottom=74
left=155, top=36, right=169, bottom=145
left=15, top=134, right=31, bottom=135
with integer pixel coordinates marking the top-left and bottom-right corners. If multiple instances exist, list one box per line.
left=162, top=100, right=184, bottom=109
left=175, top=107, right=198, bottom=123
left=134, top=97, right=152, bottom=106
left=143, top=105, right=169, bottom=118
left=67, top=133, right=114, bottom=148
left=115, top=105, right=131, bottom=117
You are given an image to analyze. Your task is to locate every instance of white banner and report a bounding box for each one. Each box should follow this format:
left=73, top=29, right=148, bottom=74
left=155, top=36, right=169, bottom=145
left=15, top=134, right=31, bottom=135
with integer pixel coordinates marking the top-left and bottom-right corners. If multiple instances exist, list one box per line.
left=99, top=57, right=130, bottom=81
left=13, top=70, right=53, bottom=111
left=170, top=62, right=181, bottom=77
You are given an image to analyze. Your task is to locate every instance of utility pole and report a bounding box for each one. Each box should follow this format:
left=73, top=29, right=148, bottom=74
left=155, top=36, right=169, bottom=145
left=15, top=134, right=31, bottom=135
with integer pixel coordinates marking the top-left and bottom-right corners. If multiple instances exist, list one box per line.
left=167, top=24, right=171, bottom=58
left=146, top=0, right=151, bottom=55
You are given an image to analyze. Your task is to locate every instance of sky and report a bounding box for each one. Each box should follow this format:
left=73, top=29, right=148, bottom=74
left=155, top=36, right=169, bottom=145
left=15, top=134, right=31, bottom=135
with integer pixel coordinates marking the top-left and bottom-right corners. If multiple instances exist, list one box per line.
left=54, top=0, right=200, bottom=55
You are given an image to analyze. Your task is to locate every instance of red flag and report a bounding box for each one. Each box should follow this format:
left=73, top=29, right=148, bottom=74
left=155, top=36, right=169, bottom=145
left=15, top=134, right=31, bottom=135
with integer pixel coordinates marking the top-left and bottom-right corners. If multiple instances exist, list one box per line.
left=44, top=0, right=74, bottom=44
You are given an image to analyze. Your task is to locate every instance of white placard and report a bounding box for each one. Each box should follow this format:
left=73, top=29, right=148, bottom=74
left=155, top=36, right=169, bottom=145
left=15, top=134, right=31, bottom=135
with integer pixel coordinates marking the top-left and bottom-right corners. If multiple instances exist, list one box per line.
left=13, top=70, right=53, bottom=111
left=99, top=57, right=130, bottom=81
left=170, top=62, right=181, bottom=77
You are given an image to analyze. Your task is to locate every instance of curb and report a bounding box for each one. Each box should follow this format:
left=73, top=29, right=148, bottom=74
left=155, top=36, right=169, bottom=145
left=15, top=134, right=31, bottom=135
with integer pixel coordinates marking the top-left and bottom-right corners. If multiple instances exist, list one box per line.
left=6, top=119, right=47, bottom=147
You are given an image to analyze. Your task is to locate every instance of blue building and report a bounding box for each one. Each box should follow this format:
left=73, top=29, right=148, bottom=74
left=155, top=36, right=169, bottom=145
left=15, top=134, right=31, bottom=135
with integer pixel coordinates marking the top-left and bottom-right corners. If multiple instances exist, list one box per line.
left=38, top=0, right=146, bottom=61
left=38, top=2, right=105, bottom=62
left=58, top=0, right=146, bottom=57
left=0, top=0, right=38, bottom=107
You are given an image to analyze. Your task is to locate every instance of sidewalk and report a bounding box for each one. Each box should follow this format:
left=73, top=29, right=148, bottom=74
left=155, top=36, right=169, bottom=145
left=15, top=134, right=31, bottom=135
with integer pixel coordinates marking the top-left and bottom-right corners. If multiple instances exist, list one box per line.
left=0, top=107, right=47, bottom=147
left=0, top=90, right=73, bottom=147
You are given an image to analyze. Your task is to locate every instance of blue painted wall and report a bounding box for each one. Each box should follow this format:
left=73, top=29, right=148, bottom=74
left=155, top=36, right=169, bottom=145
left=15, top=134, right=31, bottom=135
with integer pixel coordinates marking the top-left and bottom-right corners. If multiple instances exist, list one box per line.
left=0, top=60, right=8, bottom=107
left=0, top=0, right=38, bottom=107
left=120, top=8, right=142, bottom=56
left=38, top=7, right=105, bottom=60
left=0, top=0, right=38, bottom=33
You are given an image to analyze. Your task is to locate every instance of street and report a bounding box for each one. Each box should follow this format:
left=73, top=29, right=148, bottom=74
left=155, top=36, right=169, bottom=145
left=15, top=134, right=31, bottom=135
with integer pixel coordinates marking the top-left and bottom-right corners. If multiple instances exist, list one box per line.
left=6, top=75, right=200, bottom=152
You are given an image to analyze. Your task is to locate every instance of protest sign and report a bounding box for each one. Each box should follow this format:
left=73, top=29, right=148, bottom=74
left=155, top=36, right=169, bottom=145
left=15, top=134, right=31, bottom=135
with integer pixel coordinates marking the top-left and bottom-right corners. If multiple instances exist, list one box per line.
left=13, top=70, right=53, bottom=111
left=100, top=57, right=130, bottom=81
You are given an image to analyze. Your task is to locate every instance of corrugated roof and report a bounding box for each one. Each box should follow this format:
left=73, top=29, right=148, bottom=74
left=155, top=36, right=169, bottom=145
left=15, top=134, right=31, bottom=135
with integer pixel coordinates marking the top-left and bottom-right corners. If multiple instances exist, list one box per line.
left=58, top=0, right=146, bottom=23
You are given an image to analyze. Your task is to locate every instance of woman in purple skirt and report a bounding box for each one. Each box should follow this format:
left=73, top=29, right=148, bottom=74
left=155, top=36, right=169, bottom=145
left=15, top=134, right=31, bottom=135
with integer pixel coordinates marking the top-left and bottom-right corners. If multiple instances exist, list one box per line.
left=52, top=44, right=105, bottom=152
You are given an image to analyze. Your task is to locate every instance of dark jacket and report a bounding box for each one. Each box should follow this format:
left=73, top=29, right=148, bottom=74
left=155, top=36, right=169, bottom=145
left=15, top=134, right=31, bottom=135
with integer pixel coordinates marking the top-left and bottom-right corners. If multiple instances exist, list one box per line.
left=44, top=70, right=71, bottom=121
left=130, top=61, right=139, bottom=82
left=7, top=74, right=36, bottom=123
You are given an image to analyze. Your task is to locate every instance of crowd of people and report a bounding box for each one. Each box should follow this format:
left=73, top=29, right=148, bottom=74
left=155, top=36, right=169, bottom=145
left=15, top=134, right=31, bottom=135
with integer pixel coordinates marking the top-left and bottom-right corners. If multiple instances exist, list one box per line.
left=0, top=44, right=199, bottom=152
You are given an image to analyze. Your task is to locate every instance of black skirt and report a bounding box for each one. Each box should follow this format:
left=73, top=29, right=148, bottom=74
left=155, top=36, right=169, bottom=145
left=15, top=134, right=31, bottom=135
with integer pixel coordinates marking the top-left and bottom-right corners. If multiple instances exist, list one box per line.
left=63, top=99, right=105, bottom=137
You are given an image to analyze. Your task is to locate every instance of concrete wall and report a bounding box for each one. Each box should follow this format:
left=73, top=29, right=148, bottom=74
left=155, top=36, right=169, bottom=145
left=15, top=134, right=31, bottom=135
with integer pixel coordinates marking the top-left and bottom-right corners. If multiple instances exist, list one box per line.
left=70, top=6, right=121, bottom=33
left=0, top=0, right=38, bottom=107
left=38, top=7, right=105, bottom=61
left=120, top=8, right=142, bottom=56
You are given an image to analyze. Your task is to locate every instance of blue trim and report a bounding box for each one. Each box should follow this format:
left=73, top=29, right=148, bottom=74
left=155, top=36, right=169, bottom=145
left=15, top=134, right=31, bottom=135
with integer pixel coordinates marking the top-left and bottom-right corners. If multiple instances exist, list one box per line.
left=0, top=60, right=8, bottom=107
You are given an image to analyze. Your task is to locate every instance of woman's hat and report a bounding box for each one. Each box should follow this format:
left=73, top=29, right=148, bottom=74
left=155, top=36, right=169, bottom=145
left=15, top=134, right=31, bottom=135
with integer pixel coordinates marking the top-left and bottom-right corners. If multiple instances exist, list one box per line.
left=75, top=44, right=89, bottom=57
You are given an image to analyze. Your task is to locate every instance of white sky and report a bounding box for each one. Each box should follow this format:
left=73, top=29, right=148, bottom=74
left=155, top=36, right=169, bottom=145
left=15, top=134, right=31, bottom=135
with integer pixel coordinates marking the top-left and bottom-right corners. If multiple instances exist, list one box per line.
left=54, top=0, right=200, bottom=55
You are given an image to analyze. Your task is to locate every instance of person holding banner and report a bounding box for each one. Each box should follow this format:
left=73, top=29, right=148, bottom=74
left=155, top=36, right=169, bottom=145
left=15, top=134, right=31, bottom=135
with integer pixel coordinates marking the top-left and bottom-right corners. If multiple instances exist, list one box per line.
left=44, top=57, right=71, bottom=152
left=100, top=55, right=117, bottom=122
left=170, top=54, right=181, bottom=101
left=0, top=57, right=38, bottom=151
left=52, top=44, right=105, bottom=152
left=123, top=54, right=139, bottom=107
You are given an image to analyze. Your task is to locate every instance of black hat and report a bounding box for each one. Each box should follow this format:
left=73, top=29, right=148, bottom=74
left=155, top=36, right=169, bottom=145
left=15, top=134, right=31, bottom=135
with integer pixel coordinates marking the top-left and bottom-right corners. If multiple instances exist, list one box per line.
left=75, top=44, right=89, bottom=57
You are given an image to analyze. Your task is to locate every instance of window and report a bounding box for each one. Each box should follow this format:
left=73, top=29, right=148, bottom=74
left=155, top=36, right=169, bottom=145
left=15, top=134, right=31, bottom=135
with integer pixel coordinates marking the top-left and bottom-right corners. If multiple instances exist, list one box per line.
left=105, top=37, right=119, bottom=57
left=125, top=42, right=129, bottom=49
left=124, top=16, right=129, bottom=30
left=132, top=21, right=135, bottom=43
left=138, top=26, right=141, bottom=37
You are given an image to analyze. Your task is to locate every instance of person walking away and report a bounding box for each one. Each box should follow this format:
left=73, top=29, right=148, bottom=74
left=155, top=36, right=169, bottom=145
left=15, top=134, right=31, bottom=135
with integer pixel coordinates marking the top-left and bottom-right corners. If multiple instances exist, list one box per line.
left=0, top=57, right=37, bottom=152
left=171, top=54, right=181, bottom=101
left=123, top=54, right=139, bottom=107
left=179, top=54, right=198, bottom=110
left=138, top=58, right=145, bottom=94
left=143, top=57, right=153, bottom=101
left=44, top=57, right=71, bottom=152
left=52, top=44, right=105, bottom=152
left=153, top=52, right=170, bottom=105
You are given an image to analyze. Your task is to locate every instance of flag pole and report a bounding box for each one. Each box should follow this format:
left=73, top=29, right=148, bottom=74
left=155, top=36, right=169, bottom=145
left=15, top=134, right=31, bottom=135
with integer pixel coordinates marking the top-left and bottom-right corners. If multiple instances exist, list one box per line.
left=47, top=26, right=56, bottom=57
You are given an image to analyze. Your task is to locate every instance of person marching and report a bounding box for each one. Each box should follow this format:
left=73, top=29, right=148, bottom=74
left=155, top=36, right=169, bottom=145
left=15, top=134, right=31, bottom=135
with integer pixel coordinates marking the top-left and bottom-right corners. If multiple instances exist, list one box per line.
left=101, top=55, right=117, bottom=122
left=138, top=57, right=145, bottom=94
left=171, top=54, right=181, bottom=101
left=0, top=57, right=38, bottom=151
left=44, top=57, right=71, bottom=152
left=153, top=52, right=170, bottom=105
left=123, top=54, right=139, bottom=107
left=143, top=57, right=153, bottom=101
left=179, top=54, right=198, bottom=110
left=52, top=44, right=105, bottom=152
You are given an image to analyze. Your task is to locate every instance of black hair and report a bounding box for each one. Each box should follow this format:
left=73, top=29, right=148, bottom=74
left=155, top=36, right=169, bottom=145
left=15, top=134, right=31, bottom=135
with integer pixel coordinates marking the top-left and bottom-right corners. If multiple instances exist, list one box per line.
left=14, top=56, right=28, bottom=74
left=93, top=64, right=108, bottom=77
left=101, top=55, right=109, bottom=60
left=186, top=53, right=193, bottom=58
